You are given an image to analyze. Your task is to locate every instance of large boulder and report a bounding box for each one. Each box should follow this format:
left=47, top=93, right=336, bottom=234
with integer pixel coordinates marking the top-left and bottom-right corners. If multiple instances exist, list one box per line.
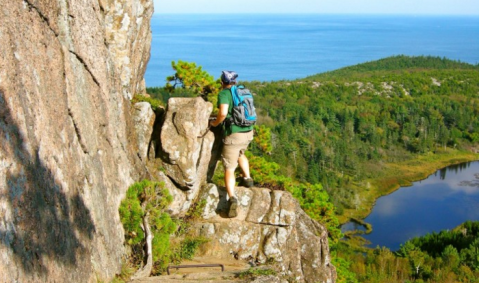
left=151, top=97, right=215, bottom=216
left=0, top=0, right=153, bottom=282
left=195, top=184, right=337, bottom=283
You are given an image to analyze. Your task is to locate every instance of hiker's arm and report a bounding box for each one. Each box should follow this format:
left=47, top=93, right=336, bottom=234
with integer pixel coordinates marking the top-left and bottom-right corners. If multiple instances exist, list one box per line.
left=210, top=104, right=228, bottom=127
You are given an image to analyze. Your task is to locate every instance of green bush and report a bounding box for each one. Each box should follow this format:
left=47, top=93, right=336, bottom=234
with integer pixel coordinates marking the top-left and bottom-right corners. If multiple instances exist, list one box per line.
left=165, top=60, right=221, bottom=109
left=131, top=94, right=164, bottom=111
left=119, top=180, right=176, bottom=273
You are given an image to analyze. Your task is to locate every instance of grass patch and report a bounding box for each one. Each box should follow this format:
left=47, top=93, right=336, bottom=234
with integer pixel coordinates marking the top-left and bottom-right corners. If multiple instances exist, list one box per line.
left=109, top=262, right=135, bottom=283
left=168, top=199, right=210, bottom=266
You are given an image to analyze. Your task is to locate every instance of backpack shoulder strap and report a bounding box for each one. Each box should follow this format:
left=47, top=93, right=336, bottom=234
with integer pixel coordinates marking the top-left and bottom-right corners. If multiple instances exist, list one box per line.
left=230, top=85, right=240, bottom=106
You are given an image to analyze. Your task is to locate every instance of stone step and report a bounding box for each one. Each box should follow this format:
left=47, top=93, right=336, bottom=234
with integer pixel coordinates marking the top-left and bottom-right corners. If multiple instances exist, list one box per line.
left=130, top=257, right=283, bottom=283
left=131, top=272, right=282, bottom=283
left=131, top=270, right=245, bottom=283
left=130, top=256, right=250, bottom=282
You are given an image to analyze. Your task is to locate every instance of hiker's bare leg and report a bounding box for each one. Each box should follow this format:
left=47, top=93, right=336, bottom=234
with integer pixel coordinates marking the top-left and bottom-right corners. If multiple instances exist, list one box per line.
left=225, top=168, right=236, bottom=198
left=238, top=154, right=251, bottom=179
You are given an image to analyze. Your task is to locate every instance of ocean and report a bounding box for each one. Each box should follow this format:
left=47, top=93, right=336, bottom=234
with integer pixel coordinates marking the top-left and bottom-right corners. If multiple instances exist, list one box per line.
left=145, top=14, right=479, bottom=86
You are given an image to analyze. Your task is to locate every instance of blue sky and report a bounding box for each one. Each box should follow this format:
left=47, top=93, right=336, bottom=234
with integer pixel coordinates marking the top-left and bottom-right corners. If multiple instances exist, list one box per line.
left=153, top=0, right=479, bottom=15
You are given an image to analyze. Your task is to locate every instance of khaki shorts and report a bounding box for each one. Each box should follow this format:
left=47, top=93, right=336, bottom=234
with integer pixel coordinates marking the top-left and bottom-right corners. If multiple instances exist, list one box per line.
left=221, top=130, right=254, bottom=170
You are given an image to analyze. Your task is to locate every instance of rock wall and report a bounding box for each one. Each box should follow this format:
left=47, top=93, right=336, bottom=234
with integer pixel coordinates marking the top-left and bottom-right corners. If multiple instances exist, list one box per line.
left=0, top=0, right=153, bottom=282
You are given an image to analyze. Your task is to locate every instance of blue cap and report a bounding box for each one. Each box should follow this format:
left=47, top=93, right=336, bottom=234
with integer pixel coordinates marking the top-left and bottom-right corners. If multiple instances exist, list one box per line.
left=221, top=71, right=238, bottom=84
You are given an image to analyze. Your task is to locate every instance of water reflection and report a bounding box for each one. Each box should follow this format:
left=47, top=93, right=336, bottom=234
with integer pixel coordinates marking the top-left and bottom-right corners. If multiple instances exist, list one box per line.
left=439, top=161, right=471, bottom=180
left=458, top=173, right=479, bottom=188
left=341, top=221, right=367, bottom=233
left=345, top=161, right=479, bottom=251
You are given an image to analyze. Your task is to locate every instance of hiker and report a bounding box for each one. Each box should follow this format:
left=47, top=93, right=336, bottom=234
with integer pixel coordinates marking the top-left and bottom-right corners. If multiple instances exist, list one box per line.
left=209, top=70, right=254, bottom=218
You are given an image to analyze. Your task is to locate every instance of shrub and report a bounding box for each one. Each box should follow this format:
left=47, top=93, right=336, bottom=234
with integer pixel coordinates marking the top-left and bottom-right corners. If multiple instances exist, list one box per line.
left=119, top=180, right=176, bottom=274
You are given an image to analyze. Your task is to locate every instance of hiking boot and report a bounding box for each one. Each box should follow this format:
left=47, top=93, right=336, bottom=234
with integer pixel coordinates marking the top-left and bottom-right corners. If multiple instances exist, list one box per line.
left=228, top=197, right=238, bottom=218
left=239, top=177, right=254, bottom=188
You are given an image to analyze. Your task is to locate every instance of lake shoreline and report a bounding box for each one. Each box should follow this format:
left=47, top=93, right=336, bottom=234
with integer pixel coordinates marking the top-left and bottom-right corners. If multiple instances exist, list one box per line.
left=339, top=149, right=479, bottom=224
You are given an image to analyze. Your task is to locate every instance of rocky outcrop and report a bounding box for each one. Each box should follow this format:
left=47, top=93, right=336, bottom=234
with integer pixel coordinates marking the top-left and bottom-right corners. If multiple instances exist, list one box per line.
left=194, top=185, right=336, bottom=283
left=0, top=0, right=153, bottom=282
left=133, top=102, right=156, bottom=161
left=149, top=97, right=215, bottom=216
left=151, top=98, right=336, bottom=283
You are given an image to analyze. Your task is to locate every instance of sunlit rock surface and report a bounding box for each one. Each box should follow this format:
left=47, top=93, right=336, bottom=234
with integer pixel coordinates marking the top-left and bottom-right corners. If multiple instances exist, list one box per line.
left=0, top=0, right=153, bottom=281
left=195, top=184, right=336, bottom=283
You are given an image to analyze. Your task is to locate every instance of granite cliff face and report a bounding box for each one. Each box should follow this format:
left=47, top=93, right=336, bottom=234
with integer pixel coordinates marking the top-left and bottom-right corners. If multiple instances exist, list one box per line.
left=0, top=1, right=336, bottom=282
left=0, top=0, right=153, bottom=282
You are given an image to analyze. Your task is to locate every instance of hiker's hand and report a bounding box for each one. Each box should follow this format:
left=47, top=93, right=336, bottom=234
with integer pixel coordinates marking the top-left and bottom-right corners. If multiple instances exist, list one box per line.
left=209, top=119, right=217, bottom=127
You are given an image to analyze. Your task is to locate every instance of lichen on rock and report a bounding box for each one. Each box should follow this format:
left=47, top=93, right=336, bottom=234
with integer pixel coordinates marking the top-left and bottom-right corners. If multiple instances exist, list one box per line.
left=0, top=0, right=154, bottom=282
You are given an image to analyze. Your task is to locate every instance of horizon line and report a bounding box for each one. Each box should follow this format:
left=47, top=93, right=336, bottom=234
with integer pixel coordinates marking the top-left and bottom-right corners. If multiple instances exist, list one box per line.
left=153, top=11, right=479, bottom=16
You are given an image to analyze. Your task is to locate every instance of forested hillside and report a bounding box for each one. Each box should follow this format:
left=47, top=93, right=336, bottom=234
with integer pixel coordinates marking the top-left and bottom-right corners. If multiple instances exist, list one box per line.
left=335, top=221, right=479, bottom=283
left=247, top=55, right=479, bottom=219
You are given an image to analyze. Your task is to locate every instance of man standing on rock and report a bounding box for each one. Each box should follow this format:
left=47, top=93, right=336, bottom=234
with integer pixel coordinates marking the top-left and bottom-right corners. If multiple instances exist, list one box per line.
left=209, top=70, right=254, bottom=218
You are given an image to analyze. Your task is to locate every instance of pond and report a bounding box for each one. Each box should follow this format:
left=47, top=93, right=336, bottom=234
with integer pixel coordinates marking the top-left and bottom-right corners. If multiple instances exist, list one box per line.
left=342, top=161, right=479, bottom=251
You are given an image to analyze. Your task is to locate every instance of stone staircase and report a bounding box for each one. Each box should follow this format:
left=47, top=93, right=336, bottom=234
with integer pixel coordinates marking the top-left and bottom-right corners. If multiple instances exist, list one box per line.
left=130, top=257, right=283, bottom=283
left=131, top=271, right=242, bottom=283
